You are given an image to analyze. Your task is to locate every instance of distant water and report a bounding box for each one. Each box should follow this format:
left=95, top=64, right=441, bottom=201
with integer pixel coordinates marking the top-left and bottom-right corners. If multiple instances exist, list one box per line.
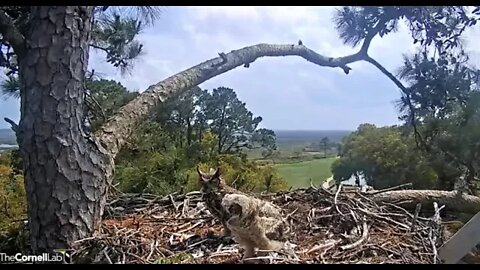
left=342, top=174, right=367, bottom=186
left=0, top=144, right=17, bottom=148
left=0, top=144, right=18, bottom=153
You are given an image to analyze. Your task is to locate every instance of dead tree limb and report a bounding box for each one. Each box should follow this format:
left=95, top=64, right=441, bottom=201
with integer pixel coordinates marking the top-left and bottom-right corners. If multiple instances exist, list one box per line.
left=94, top=42, right=372, bottom=157
left=372, top=190, right=480, bottom=215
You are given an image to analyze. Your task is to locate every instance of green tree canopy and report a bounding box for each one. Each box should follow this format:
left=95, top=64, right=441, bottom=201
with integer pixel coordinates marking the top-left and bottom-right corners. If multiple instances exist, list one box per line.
left=152, top=86, right=277, bottom=156
left=395, top=50, right=480, bottom=192
left=332, top=124, right=438, bottom=189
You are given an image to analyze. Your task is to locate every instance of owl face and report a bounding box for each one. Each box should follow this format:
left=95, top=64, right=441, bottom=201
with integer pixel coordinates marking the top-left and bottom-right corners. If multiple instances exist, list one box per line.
left=228, top=202, right=243, bottom=217
left=222, top=193, right=255, bottom=219
left=197, top=166, right=222, bottom=192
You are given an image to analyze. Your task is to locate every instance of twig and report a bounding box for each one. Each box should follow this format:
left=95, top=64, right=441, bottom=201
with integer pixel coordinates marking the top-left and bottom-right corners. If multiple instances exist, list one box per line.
left=182, top=197, right=190, bottom=217
left=103, top=248, right=113, bottom=264
left=356, top=208, right=411, bottom=231
left=302, top=239, right=341, bottom=254
left=411, top=203, right=422, bottom=233
left=334, top=183, right=346, bottom=216
left=429, top=202, right=444, bottom=264
left=349, top=209, right=361, bottom=233
left=340, top=222, right=369, bottom=251
left=286, top=208, right=298, bottom=220
left=169, top=194, right=179, bottom=211
left=146, top=239, right=156, bottom=261
left=177, top=221, right=203, bottom=234
left=367, top=183, right=413, bottom=195
left=231, top=175, right=240, bottom=189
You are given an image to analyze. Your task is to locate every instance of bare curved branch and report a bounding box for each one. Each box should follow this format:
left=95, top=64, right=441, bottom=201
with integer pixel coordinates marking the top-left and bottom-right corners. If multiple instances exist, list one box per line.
left=93, top=29, right=417, bottom=159
left=364, top=55, right=427, bottom=149
left=94, top=42, right=372, bottom=157
left=364, top=56, right=408, bottom=93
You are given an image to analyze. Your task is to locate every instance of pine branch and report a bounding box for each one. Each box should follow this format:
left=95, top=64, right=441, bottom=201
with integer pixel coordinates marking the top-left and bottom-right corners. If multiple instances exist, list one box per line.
left=94, top=40, right=385, bottom=157
left=360, top=16, right=391, bottom=55
left=0, top=9, right=26, bottom=57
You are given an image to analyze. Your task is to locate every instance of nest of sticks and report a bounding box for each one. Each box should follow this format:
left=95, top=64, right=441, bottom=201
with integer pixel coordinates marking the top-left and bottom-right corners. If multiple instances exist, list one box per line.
left=72, top=186, right=447, bottom=264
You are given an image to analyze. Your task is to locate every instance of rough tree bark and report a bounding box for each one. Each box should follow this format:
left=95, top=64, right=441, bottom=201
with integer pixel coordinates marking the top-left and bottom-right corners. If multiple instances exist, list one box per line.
left=16, top=6, right=113, bottom=253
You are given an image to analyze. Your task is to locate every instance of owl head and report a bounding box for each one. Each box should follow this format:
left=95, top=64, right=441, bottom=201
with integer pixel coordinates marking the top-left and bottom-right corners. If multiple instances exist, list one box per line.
left=197, top=166, right=225, bottom=192
left=222, top=193, right=255, bottom=219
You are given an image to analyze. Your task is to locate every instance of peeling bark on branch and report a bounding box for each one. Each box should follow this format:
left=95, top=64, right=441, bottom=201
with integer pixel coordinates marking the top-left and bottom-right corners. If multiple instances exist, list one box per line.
left=95, top=43, right=371, bottom=157
left=372, top=190, right=480, bottom=215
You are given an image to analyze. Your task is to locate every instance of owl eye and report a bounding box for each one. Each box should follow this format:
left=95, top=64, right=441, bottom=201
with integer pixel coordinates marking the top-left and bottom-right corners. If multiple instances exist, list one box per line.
left=229, top=203, right=242, bottom=216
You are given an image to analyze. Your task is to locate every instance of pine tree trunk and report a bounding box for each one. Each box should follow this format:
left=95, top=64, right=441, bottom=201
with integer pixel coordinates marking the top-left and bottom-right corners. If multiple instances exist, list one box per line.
left=18, top=6, right=113, bottom=253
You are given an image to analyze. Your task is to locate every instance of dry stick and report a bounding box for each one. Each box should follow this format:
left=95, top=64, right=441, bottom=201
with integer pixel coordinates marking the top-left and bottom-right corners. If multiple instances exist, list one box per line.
left=349, top=209, right=362, bottom=233
left=340, top=222, right=370, bottom=251
left=188, top=239, right=209, bottom=249
left=126, top=252, right=149, bottom=263
left=381, top=201, right=429, bottom=222
left=169, top=194, right=181, bottom=211
left=356, top=208, right=411, bottom=231
left=146, top=239, right=156, bottom=262
left=366, top=183, right=413, bottom=195
left=182, top=197, right=190, bottom=217
left=177, top=221, right=203, bottom=234
left=75, top=235, right=104, bottom=243
left=429, top=202, right=444, bottom=264
left=411, top=203, right=422, bottom=233
left=152, top=215, right=211, bottom=221
left=355, top=192, right=380, bottom=210
left=286, top=208, right=298, bottom=220
left=334, top=183, right=346, bottom=216
left=303, top=239, right=342, bottom=254
left=94, top=246, right=108, bottom=263
left=103, top=248, right=113, bottom=264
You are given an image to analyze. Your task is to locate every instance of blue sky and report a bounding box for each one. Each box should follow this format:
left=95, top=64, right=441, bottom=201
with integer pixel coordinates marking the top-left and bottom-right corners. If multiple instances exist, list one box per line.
left=1, top=6, right=480, bottom=130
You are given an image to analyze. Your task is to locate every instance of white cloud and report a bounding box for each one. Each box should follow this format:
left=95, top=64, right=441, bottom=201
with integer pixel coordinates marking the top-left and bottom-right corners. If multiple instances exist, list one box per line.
left=85, top=6, right=415, bottom=130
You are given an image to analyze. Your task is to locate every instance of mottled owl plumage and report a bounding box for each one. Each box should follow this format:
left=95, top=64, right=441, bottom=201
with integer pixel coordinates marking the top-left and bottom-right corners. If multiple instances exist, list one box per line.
left=197, top=167, right=244, bottom=237
left=221, top=193, right=292, bottom=259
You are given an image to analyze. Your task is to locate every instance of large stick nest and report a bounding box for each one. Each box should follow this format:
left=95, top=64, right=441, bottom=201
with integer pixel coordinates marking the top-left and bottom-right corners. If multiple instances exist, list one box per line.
left=72, top=187, right=447, bottom=264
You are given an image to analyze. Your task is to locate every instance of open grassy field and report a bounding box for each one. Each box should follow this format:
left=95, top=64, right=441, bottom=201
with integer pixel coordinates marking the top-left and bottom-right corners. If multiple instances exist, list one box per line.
left=246, top=141, right=311, bottom=160
left=248, top=130, right=349, bottom=189
left=274, top=157, right=336, bottom=188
